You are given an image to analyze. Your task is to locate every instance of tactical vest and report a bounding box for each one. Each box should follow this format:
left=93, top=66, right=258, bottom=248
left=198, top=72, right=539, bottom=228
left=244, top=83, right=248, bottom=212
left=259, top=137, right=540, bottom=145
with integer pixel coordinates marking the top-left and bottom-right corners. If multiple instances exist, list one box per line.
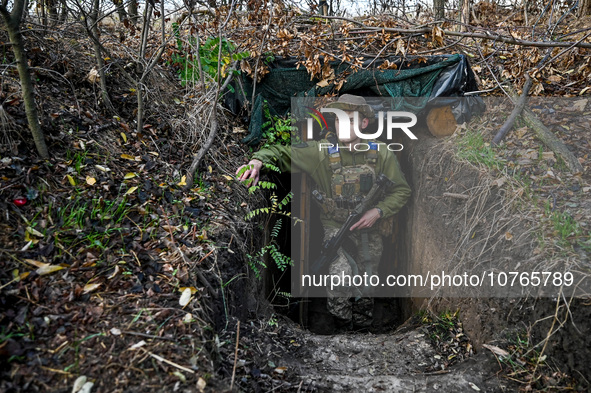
left=319, top=140, right=378, bottom=222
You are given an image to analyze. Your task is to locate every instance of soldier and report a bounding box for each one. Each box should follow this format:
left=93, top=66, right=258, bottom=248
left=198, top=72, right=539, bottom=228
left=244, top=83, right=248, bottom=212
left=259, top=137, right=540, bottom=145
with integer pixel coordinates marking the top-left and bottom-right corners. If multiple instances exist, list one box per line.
left=237, top=94, right=411, bottom=331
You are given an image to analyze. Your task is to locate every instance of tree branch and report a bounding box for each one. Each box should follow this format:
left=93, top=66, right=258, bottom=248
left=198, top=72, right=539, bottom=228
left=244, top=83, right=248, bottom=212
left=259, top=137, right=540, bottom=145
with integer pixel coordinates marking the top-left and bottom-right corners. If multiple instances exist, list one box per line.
left=492, top=75, right=532, bottom=145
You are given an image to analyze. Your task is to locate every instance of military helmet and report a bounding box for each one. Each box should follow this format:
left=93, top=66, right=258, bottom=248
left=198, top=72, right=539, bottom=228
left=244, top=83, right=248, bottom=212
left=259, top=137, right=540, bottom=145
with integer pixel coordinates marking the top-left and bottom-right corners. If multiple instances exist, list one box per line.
left=326, top=94, right=374, bottom=121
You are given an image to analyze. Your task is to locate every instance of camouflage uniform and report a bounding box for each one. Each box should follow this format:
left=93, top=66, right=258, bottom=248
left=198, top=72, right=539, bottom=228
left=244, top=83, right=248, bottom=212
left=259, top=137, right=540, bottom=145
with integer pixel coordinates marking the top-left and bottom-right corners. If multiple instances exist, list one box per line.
left=253, top=137, right=411, bottom=328
left=252, top=97, right=411, bottom=327
left=324, top=226, right=383, bottom=328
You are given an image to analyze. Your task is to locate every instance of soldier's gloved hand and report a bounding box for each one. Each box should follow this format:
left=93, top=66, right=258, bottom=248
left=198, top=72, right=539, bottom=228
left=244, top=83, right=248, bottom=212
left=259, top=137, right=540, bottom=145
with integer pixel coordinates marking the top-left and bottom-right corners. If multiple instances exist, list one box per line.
left=350, top=208, right=381, bottom=231
left=236, top=159, right=263, bottom=187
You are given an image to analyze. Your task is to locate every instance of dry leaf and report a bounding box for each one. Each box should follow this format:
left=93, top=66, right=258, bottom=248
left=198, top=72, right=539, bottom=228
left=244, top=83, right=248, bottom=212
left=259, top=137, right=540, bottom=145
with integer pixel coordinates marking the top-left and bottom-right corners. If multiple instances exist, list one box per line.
left=432, top=26, right=444, bottom=46
left=177, top=175, right=187, bottom=186
left=26, top=227, right=44, bottom=237
left=572, top=99, right=588, bottom=112
left=67, top=175, right=76, bottom=186
left=316, top=79, right=330, bottom=88
left=130, top=340, right=146, bottom=350
left=78, top=382, right=94, bottom=393
left=83, top=283, right=101, bottom=294
left=95, top=165, right=110, bottom=172
left=504, top=232, right=513, bottom=241
left=541, top=152, right=555, bottom=161
left=396, top=39, right=406, bottom=56
left=86, top=176, right=96, bottom=185
left=179, top=287, right=192, bottom=307
left=197, top=377, right=206, bottom=392
left=124, top=173, right=136, bottom=179
left=483, top=344, right=510, bottom=357
left=120, top=132, right=127, bottom=143
left=274, top=366, right=287, bottom=374
left=87, top=67, right=99, bottom=84
left=125, top=186, right=138, bottom=195
left=121, top=154, right=136, bottom=161
left=72, top=376, right=87, bottom=393
left=36, top=264, right=65, bottom=276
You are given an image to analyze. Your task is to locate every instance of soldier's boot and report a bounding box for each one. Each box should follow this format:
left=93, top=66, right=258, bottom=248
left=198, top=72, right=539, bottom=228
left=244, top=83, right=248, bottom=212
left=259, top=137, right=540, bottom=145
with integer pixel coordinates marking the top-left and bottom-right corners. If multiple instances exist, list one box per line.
left=352, top=297, right=374, bottom=330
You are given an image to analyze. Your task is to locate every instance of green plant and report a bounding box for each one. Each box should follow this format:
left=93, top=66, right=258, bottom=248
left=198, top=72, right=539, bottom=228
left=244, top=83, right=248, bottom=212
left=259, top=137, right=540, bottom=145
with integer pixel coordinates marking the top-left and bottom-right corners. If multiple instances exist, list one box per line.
left=260, top=104, right=299, bottom=149
left=239, top=163, right=294, bottom=279
left=65, top=150, right=88, bottom=175
left=247, top=219, right=293, bottom=279
left=551, top=211, right=582, bottom=246
left=456, top=129, right=504, bottom=170
left=170, top=25, right=249, bottom=88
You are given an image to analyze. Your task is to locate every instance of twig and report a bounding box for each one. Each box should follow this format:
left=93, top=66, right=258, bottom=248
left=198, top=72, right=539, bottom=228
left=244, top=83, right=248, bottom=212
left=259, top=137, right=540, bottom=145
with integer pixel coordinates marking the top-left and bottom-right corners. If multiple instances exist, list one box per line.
left=442, top=192, right=470, bottom=200
left=230, top=321, right=240, bottom=390
left=475, top=42, right=510, bottom=100
left=144, top=349, right=196, bottom=374
left=346, top=26, right=591, bottom=49
left=492, top=75, right=533, bottom=145
left=536, top=31, right=591, bottom=73
left=184, top=65, right=237, bottom=189
left=120, top=330, right=176, bottom=341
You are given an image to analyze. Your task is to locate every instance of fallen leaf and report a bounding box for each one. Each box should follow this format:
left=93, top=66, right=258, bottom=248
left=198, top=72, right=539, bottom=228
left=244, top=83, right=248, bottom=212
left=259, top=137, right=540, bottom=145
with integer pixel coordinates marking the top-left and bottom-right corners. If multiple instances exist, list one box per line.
left=95, top=165, right=110, bottom=172
left=67, top=175, right=76, bottom=186
left=83, top=283, right=101, bottom=294
left=177, top=175, right=187, bottom=186
left=130, top=340, right=146, bottom=350
left=87, top=67, right=99, bottom=83
left=179, top=286, right=198, bottom=295
left=78, top=382, right=94, bottom=393
left=541, top=152, right=555, bottom=161
left=121, top=154, right=136, bottom=161
left=125, top=186, right=138, bottom=195
left=316, top=79, right=330, bottom=88
left=173, top=371, right=186, bottom=383
left=72, top=376, right=87, bottom=393
left=197, top=377, right=206, bottom=392
left=469, top=382, right=481, bottom=391
left=36, top=264, right=65, bottom=276
left=120, top=132, right=127, bottom=143
left=504, top=232, right=513, bottom=241
left=26, top=227, right=44, bottom=237
left=274, top=366, right=287, bottom=374
left=124, top=173, right=136, bottom=179
left=179, top=287, right=192, bottom=307
left=110, top=328, right=122, bottom=336
left=86, top=176, right=96, bottom=185
left=483, top=344, right=510, bottom=357
left=572, top=99, right=587, bottom=111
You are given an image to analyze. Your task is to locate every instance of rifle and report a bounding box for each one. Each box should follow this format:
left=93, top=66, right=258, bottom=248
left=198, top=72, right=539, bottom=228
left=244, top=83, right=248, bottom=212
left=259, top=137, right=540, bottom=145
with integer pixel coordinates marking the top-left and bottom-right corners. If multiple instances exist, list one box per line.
left=309, top=174, right=394, bottom=276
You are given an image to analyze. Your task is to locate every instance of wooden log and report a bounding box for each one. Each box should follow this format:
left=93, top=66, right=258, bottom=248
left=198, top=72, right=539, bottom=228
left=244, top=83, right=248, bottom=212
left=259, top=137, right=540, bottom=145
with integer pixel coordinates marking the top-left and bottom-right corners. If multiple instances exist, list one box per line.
left=521, top=108, right=584, bottom=174
left=427, top=105, right=457, bottom=137
left=503, top=84, right=584, bottom=174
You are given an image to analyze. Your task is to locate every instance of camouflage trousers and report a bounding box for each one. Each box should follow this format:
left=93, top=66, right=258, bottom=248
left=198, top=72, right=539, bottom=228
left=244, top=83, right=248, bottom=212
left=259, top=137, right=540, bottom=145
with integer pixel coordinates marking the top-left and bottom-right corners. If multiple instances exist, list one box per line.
left=324, top=227, right=383, bottom=328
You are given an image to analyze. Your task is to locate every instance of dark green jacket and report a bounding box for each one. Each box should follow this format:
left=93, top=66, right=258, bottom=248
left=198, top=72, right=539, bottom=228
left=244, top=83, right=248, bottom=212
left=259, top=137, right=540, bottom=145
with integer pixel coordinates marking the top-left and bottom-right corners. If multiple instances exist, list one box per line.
left=252, top=140, right=411, bottom=228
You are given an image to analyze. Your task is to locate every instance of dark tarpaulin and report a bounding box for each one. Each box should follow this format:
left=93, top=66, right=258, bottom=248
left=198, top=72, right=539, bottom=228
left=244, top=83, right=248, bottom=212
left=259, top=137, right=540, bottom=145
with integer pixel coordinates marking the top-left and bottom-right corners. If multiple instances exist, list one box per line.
left=224, top=54, right=484, bottom=146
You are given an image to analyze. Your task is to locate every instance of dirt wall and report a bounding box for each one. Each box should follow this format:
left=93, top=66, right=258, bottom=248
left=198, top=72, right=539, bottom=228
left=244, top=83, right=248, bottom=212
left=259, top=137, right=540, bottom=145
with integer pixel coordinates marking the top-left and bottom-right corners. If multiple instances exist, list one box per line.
left=402, top=133, right=591, bottom=387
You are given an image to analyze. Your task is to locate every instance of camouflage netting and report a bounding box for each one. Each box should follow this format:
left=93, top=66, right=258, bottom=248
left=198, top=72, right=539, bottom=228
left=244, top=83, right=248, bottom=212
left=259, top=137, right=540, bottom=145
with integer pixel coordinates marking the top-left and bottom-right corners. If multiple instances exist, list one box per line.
left=225, top=54, right=483, bottom=146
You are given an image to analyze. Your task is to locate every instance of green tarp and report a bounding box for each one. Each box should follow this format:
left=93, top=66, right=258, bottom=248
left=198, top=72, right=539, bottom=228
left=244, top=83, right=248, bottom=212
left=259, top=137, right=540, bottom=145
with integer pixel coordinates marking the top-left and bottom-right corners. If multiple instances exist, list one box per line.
left=225, top=54, right=481, bottom=145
